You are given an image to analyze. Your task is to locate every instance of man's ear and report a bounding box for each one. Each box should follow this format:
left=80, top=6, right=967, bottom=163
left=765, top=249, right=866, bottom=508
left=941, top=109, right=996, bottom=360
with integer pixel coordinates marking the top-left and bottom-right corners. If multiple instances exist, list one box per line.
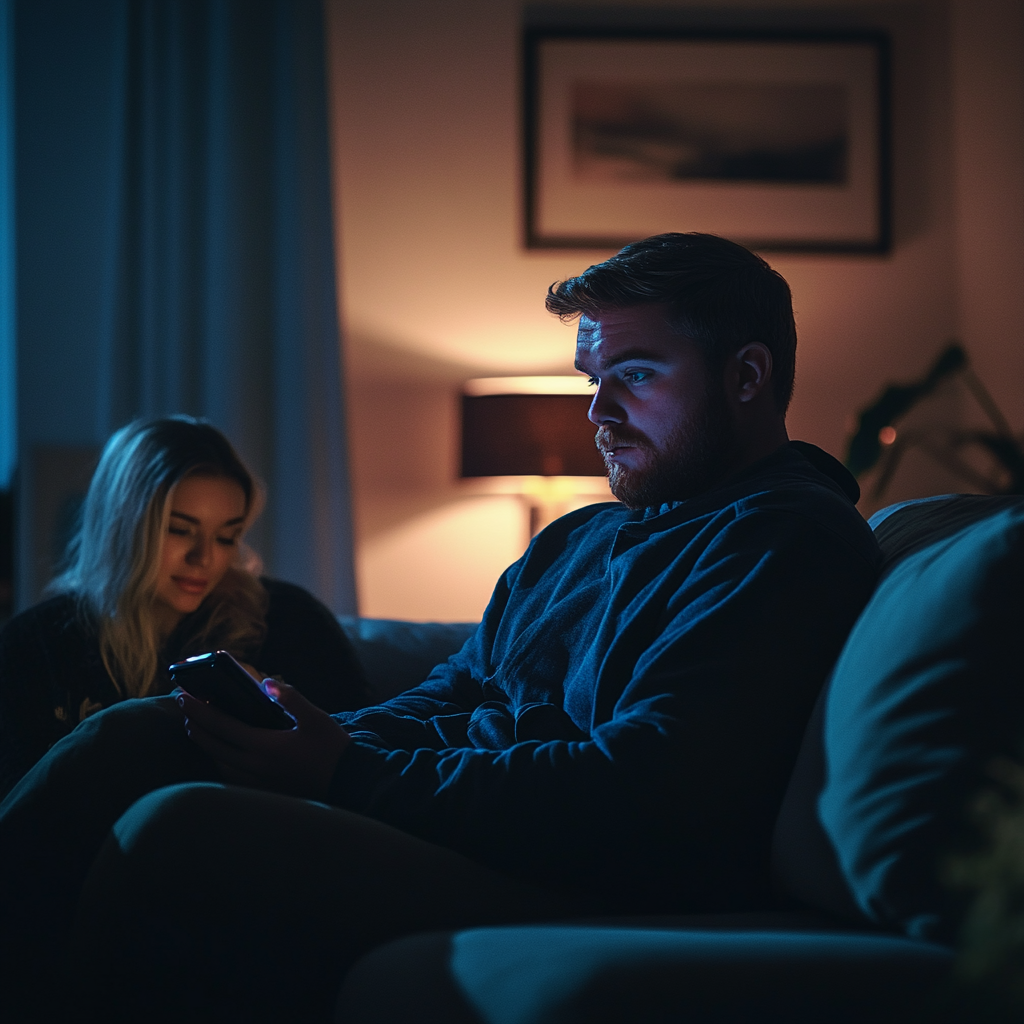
left=730, top=343, right=773, bottom=404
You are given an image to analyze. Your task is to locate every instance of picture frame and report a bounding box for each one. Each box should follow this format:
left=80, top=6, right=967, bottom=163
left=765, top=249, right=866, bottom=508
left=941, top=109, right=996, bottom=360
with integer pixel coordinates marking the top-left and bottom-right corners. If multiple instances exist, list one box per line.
left=523, top=29, right=890, bottom=253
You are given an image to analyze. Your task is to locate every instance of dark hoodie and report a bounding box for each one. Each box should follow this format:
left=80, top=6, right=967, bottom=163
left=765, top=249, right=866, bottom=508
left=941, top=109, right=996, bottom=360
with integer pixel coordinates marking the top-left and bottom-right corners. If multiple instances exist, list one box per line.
left=331, top=442, right=880, bottom=912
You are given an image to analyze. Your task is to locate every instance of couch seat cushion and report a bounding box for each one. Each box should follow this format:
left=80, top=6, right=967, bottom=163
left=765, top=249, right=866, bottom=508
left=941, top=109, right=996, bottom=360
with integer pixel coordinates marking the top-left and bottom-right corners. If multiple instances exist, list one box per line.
left=338, top=917, right=952, bottom=1023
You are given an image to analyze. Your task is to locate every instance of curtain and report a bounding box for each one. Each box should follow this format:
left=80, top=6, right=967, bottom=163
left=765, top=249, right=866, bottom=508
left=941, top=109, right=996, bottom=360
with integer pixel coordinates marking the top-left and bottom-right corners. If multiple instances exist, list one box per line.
left=15, top=0, right=356, bottom=613
left=0, top=0, right=12, bottom=493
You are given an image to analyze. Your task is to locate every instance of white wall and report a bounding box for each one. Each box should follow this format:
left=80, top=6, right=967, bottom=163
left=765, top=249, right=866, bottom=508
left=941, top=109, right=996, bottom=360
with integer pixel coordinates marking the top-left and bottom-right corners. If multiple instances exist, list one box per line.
left=326, top=0, right=1024, bottom=620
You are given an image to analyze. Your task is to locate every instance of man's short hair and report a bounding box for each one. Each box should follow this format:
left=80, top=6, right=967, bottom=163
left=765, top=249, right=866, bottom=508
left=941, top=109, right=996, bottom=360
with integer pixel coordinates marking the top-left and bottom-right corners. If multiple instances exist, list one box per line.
left=546, top=232, right=797, bottom=412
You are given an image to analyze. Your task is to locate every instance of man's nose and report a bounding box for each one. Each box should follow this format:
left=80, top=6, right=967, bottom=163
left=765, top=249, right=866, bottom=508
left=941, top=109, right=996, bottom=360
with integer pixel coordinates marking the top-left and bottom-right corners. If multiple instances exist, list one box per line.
left=588, top=383, right=625, bottom=426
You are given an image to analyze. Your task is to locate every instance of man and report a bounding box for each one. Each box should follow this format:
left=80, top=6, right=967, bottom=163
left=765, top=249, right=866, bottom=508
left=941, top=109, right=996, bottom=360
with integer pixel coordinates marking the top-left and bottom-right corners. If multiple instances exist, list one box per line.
left=0, top=233, right=879, bottom=1021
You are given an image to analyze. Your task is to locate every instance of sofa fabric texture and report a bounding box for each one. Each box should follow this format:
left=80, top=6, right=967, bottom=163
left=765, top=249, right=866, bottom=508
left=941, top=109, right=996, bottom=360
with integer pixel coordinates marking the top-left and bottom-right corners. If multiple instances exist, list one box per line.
left=869, top=493, right=1024, bottom=573
left=819, top=498, right=1024, bottom=940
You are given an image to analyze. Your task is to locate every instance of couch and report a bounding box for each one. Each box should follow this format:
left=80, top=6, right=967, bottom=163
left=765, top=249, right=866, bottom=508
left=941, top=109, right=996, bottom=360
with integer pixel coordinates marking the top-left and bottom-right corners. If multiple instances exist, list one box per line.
left=336, top=493, right=1024, bottom=1023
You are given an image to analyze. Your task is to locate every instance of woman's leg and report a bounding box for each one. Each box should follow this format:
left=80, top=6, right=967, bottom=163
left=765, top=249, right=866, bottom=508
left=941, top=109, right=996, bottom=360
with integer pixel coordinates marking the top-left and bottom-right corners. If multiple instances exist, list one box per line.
left=71, top=783, right=590, bottom=1023
left=0, top=697, right=216, bottom=1022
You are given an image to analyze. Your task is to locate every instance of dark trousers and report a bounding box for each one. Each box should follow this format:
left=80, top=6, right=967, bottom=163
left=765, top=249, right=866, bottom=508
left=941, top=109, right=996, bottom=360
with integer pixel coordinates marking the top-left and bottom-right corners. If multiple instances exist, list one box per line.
left=0, top=698, right=588, bottom=1023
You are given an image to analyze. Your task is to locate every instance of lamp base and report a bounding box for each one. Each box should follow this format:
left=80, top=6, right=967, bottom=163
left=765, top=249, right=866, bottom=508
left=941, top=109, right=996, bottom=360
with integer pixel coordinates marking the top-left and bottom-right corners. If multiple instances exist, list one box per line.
left=527, top=499, right=566, bottom=537
left=521, top=476, right=579, bottom=540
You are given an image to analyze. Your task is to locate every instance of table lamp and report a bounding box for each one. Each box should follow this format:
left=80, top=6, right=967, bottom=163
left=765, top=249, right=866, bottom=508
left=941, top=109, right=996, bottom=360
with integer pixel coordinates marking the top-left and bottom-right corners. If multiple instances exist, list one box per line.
left=461, top=376, right=608, bottom=536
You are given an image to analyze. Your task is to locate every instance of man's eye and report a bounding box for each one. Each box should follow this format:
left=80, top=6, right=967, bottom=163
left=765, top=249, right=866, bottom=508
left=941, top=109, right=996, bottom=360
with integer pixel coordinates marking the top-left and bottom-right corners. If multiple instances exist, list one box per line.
left=624, top=370, right=651, bottom=384
left=217, top=536, right=239, bottom=547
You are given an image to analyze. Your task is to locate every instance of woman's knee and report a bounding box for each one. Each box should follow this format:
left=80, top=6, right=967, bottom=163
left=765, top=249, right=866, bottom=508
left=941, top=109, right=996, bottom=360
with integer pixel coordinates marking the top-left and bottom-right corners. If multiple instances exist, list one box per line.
left=75, top=694, right=183, bottom=747
left=45, top=695, right=213, bottom=795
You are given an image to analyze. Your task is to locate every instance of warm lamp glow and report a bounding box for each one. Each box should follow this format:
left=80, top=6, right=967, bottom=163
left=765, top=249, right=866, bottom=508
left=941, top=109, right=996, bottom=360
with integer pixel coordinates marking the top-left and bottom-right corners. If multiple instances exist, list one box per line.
left=464, top=375, right=593, bottom=396
left=520, top=476, right=580, bottom=502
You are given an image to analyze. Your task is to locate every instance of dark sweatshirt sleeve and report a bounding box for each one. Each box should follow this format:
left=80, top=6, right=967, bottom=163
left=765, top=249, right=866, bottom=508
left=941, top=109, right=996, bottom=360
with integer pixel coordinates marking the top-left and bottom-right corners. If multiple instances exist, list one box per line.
left=327, top=509, right=878, bottom=909
left=332, top=564, right=519, bottom=749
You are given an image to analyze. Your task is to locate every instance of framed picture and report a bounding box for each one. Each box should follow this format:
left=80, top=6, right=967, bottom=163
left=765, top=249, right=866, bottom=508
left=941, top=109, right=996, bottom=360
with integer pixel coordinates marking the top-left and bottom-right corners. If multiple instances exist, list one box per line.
left=523, top=30, right=890, bottom=253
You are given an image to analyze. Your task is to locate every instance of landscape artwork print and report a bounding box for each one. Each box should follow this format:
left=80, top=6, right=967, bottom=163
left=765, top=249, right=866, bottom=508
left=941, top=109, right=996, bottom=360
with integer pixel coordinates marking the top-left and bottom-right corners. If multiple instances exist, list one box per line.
left=525, top=32, right=888, bottom=252
left=572, top=82, right=847, bottom=184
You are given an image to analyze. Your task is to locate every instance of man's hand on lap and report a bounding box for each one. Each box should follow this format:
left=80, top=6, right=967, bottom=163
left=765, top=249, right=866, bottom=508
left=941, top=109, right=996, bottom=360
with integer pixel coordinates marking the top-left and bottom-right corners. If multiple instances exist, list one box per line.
left=176, top=682, right=350, bottom=801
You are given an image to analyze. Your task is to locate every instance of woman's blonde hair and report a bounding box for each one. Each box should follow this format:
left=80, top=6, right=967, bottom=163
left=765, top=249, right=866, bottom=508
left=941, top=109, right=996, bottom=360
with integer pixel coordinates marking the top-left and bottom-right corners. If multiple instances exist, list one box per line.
left=50, top=416, right=269, bottom=698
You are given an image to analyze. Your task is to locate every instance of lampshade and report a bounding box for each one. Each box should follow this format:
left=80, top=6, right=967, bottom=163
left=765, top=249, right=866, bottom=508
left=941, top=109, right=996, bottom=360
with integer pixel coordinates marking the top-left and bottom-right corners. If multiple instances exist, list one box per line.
left=460, top=384, right=606, bottom=478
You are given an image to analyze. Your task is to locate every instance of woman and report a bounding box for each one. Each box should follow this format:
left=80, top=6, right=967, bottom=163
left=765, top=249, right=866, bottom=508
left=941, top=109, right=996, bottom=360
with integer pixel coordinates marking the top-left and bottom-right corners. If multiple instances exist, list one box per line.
left=0, top=416, right=369, bottom=801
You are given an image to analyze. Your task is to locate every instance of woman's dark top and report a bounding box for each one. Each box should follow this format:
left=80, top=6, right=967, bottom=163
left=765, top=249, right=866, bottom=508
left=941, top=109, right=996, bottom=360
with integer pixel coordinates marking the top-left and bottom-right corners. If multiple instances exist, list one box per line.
left=0, top=578, right=370, bottom=801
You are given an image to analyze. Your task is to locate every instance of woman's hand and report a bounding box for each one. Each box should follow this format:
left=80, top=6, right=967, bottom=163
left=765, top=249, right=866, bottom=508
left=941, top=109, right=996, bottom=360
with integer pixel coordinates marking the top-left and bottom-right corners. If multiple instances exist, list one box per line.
left=176, top=681, right=351, bottom=801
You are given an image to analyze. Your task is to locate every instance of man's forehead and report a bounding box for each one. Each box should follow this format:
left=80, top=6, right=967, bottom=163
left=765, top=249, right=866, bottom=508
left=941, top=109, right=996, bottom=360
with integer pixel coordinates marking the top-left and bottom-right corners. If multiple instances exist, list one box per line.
left=575, top=315, right=597, bottom=351
left=577, top=304, right=675, bottom=333
left=574, top=305, right=680, bottom=354
left=574, top=318, right=602, bottom=363
left=576, top=311, right=632, bottom=349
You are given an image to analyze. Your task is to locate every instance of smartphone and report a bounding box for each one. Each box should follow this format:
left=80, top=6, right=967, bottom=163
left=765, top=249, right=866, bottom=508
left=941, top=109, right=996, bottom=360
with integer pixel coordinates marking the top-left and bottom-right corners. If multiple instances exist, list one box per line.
left=168, top=650, right=296, bottom=730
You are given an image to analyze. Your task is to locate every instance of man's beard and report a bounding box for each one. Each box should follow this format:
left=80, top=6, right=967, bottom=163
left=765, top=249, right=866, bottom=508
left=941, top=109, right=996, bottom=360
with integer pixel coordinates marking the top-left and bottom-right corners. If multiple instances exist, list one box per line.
left=596, top=387, right=735, bottom=510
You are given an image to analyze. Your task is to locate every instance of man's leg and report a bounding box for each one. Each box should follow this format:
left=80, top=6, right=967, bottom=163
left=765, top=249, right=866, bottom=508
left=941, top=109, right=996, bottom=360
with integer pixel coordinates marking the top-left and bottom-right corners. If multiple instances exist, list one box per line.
left=72, top=782, right=592, bottom=1023
left=0, top=697, right=216, bottom=1021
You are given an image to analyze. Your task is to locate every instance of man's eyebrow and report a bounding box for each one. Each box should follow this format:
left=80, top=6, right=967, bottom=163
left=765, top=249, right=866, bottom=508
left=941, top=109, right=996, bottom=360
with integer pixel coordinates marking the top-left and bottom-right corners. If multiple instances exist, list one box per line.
left=575, top=347, right=673, bottom=372
left=169, top=511, right=245, bottom=527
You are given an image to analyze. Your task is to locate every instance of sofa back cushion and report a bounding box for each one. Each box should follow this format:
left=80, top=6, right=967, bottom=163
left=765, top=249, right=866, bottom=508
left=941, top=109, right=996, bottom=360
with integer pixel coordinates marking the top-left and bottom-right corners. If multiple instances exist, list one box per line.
left=771, top=682, right=865, bottom=923
left=773, top=495, right=1024, bottom=941
left=338, top=617, right=478, bottom=702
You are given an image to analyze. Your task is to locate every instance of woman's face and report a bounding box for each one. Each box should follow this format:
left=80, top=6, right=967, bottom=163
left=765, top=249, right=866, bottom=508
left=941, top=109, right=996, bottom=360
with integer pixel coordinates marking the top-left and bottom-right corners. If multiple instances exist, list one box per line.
left=153, top=474, right=248, bottom=628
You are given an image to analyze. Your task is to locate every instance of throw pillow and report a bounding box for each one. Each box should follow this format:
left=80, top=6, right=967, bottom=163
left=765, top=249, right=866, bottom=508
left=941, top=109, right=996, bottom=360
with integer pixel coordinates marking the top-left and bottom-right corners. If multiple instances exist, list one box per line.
left=819, top=501, right=1024, bottom=941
